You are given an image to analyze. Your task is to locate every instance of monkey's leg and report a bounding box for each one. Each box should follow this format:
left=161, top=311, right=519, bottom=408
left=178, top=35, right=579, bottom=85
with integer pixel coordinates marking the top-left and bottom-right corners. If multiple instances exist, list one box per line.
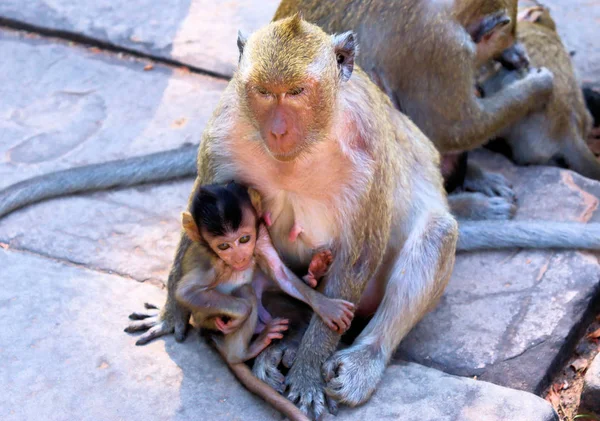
left=125, top=234, right=194, bottom=345
left=323, top=211, right=457, bottom=407
left=448, top=191, right=516, bottom=220
left=462, top=161, right=515, bottom=200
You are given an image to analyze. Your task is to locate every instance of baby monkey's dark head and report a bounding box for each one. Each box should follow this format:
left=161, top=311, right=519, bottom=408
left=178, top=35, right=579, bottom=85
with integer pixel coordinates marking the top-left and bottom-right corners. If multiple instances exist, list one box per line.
left=182, top=182, right=259, bottom=271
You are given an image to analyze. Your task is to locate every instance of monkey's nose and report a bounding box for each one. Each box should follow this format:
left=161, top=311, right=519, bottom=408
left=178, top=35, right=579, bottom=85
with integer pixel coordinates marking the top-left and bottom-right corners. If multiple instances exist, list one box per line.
left=270, top=129, right=288, bottom=140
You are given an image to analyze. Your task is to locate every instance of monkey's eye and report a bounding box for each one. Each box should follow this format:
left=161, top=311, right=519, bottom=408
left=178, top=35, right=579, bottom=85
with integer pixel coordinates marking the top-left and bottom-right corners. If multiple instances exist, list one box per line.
left=256, top=86, right=270, bottom=96
left=336, top=53, right=346, bottom=65
left=217, top=243, right=230, bottom=251
left=239, top=235, right=251, bottom=244
left=287, top=87, right=304, bottom=96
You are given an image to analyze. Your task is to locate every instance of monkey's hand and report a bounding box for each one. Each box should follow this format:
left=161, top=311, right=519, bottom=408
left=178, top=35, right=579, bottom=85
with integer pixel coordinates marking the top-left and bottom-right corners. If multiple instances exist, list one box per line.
left=313, top=297, right=355, bottom=334
left=253, top=336, right=300, bottom=394
left=303, top=249, right=333, bottom=288
left=125, top=302, right=188, bottom=345
left=215, top=315, right=246, bottom=335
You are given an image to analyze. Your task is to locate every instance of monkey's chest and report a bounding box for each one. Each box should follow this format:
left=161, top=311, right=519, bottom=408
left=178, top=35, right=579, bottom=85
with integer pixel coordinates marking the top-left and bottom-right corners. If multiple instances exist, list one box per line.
left=266, top=191, right=338, bottom=269
left=215, top=263, right=255, bottom=295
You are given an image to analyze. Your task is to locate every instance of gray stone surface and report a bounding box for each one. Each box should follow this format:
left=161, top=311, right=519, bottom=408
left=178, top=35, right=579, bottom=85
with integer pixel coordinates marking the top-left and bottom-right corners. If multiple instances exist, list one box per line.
left=0, top=247, right=557, bottom=421
left=0, top=0, right=280, bottom=77
left=0, top=1, right=597, bottom=85
left=538, top=0, right=600, bottom=86
left=398, top=151, right=600, bottom=394
left=0, top=29, right=226, bottom=283
left=581, top=352, right=600, bottom=414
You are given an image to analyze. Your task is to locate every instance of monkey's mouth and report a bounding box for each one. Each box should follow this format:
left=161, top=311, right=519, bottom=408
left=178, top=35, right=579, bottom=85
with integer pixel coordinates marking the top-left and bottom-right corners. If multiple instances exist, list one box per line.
left=264, top=142, right=304, bottom=162
left=232, top=261, right=252, bottom=271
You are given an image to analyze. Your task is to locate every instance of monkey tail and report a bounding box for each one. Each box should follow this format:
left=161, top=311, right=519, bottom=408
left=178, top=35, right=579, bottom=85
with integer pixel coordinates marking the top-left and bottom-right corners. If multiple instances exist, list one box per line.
left=562, top=136, right=600, bottom=181
left=0, top=145, right=198, bottom=218
left=457, top=221, right=600, bottom=251
left=227, top=363, right=309, bottom=421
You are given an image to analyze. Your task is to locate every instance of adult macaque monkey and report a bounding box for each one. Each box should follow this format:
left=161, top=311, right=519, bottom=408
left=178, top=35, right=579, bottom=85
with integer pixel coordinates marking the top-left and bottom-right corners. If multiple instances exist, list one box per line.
left=479, top=4, right=600, bottom=180
left=130, top=16, right=461, bottom=418
left=274, top=0, right=553, bottom=221
left=124, top=16, right=600, bottom=419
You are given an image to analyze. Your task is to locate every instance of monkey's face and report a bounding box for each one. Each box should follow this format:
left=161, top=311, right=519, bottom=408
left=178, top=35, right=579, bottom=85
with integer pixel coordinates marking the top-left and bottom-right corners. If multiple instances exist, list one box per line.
left=203, top=209, right=257, bottom=271
left=246, top=79, right=331, bottom=161
left=235, top=16, right=355, bottom=162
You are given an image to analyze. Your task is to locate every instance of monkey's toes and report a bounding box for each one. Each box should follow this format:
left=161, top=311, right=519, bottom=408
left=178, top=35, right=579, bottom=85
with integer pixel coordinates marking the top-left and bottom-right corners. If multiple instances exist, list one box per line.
left=144, top=302, right=159, bottom=310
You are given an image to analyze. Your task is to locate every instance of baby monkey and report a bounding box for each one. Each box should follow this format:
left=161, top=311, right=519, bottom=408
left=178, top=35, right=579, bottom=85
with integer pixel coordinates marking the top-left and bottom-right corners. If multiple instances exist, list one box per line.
left=176, top=181, right=353, bottom=421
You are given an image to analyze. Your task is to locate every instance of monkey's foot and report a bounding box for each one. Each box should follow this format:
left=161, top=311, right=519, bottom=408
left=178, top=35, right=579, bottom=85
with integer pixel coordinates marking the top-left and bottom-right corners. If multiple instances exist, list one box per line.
left=124, top=302, right=188, bottom=345
left=285, top=361, right=335, bottom=420
left=253, top=339, right=295, bottom=393
left=463, top=167, right=516, bottom=201
left=323, top=343, right=386, bottom=407
left=449, top=192, right=516, bottom=221
left=304, top=249, right=333, bottom=287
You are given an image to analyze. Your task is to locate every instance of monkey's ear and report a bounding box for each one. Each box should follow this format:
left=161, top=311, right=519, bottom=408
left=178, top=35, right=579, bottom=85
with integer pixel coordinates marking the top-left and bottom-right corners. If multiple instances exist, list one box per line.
left=247, top=187, right=262, bottom=217
left=332, top=31, right=357, bottom=82
left=182, top=211, right=202, bottom=242
left=517, top=6, right=545, bottom=23
left=237, top=30, right=248, bottom=62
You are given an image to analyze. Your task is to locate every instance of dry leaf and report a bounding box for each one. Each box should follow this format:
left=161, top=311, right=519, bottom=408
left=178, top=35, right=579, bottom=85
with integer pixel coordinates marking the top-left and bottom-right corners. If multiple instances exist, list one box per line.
left=171, top=118, right=187, bottom=128
left=587, top=328, right=600, bottom=340
left=545, top=387, right=560, bottom=409
left=526, top=259, right=532, bottom=264
left=89, top=47, right=101, bottom=54
left=0, top=242, right=9, bottom=250
left=571, top=357, right=589, bottom=372
left=144, top=64, right=154, bottom=71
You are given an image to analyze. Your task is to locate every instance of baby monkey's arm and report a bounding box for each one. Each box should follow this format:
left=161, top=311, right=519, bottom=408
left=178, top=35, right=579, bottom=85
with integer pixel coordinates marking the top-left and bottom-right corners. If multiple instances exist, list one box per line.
left=254, top=224, right=354, bottom=333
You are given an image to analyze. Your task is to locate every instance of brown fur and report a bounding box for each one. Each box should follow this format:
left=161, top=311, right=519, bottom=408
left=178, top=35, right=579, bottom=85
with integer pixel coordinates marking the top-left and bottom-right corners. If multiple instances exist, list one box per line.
left=480, top=6, right=600, bottom=180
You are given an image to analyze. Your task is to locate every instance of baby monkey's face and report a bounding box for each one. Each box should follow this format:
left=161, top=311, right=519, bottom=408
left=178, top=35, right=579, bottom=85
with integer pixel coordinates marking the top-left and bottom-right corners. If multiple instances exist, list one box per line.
left=203, top=208, right=257, bottom=271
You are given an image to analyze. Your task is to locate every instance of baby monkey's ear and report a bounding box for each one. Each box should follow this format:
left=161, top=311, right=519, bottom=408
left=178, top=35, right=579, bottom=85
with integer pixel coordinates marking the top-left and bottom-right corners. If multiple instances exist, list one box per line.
left=182, top=211, right=202, bottom=242
left=247, top=187, right=263, bottom=217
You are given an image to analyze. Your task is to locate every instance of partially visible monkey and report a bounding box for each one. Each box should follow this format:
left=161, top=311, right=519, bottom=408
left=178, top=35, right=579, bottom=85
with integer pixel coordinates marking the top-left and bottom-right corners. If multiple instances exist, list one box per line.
left=162, top=181, right=350, bottom=421
left=0, top=0, right=553, bottom=222
left=274, top=0, right=554, bottom=221
left=478, top=5, right=600, bottom=180
left=122, top=17, right=600, bottom=420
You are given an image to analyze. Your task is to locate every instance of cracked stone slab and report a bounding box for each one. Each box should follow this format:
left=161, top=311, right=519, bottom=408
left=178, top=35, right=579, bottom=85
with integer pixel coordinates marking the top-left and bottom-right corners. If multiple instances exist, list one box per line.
left=581, top=352, right=600, bottom=414
left=0, top=246, right=558, bottom=421
left=397, top=150, right=600, bottom=394
left=0, top=0, right=280, bottom=77
left=0, top=29, right=226, bottom=283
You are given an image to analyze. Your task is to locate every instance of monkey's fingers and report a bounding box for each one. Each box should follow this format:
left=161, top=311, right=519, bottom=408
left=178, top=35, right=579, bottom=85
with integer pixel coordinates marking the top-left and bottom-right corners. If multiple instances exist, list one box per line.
left=128, top=311, right=157, bottom=320
left=325, top=395, right=339, bottom=416
left=135, top=322, right=173, bottom=346
left=263, top=211, right=272, bottom=227
left=144, top=302, right=159, bottom=310
left=302, top=274, right=318, bottom=288
left=124, top=315, right=159, bottom=332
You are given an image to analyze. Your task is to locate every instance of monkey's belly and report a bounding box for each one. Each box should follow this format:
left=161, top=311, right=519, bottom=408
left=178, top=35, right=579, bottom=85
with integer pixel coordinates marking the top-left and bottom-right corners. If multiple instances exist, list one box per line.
left=356, top=275, right=385, bottom=318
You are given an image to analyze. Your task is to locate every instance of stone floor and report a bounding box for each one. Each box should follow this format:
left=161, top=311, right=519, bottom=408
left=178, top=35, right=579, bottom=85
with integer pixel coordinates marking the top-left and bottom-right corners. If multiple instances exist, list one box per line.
left=0, top=1, right=598, bottom=420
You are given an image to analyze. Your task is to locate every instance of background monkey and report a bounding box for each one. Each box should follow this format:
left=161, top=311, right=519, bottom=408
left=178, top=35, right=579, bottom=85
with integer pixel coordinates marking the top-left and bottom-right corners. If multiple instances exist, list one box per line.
left=163, top=181, right=350, bottom=421
left=479, top=4, right=600, bottom=180
left=0, top=0, right=552, bottom=222
left=275, top=0, right=554, bottom=221
left=123, top=17, right=600, bottom=420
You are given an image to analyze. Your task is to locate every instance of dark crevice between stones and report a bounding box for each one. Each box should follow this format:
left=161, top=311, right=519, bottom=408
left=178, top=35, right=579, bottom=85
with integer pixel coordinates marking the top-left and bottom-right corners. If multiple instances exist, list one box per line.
left=0, top=16, right=230, bottom=81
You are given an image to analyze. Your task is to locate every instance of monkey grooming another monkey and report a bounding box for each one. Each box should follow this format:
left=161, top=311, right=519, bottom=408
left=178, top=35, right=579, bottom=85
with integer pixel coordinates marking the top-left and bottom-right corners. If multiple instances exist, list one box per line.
left=479, top=5, right=600, bottom=180
left=164, top=181, right=349, bottom=421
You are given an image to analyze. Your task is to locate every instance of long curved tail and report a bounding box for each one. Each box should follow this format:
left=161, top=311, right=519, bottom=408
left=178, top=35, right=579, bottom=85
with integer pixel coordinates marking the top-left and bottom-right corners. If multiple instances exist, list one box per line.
left=0, top=145, right=198, bottom=218
left=458, top=221, right=600, bottom=251
left=228, top=363, right=309, bottom=421
left=563, top=135, right=600, bottom=181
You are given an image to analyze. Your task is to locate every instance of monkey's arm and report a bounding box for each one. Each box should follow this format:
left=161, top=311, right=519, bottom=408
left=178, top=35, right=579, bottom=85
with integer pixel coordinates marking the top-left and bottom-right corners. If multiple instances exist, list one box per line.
left=254, top=225, right=354, bottom=333
left=0, top=144, right=197, bottom=219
